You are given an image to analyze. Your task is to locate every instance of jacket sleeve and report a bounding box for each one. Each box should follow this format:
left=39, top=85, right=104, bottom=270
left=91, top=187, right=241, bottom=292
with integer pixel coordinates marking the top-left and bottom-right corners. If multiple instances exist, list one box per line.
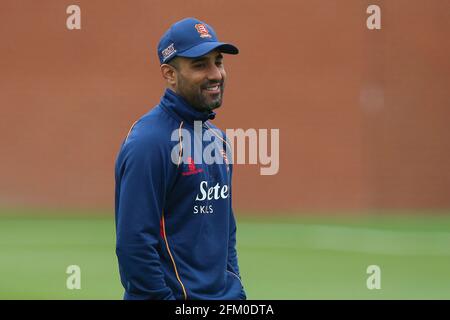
left=227, top=164, right=247, bottom=299
left=115, top=135, right=176, bottom=300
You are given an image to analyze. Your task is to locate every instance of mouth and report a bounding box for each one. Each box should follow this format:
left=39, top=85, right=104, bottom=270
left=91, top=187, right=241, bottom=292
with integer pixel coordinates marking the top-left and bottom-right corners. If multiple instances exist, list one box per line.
left=202, top=84, right=221, bottom=95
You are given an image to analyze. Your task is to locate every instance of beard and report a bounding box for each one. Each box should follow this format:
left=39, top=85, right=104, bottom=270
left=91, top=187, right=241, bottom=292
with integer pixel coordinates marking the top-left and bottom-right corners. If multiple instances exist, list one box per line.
left=176, top=74, right=225, bottom=113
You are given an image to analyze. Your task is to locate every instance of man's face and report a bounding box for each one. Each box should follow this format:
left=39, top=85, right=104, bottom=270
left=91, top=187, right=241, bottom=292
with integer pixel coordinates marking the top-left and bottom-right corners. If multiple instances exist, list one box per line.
left=171, top=50, right=226, bottom=112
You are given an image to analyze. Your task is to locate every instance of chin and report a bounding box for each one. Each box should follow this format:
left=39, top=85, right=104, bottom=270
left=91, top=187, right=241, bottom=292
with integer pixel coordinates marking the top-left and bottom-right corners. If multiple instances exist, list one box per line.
left=208, top=100, right=222, bottom=110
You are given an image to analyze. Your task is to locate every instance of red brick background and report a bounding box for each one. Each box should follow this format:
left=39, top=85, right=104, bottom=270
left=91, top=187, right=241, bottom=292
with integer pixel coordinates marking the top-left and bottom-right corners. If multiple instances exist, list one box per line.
left=0, top=0, right=449, bottom=211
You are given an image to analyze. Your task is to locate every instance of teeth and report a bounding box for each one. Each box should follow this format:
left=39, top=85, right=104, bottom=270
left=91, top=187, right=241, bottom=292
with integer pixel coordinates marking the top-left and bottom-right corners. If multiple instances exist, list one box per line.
left=206, top=85, right=219, bottom=91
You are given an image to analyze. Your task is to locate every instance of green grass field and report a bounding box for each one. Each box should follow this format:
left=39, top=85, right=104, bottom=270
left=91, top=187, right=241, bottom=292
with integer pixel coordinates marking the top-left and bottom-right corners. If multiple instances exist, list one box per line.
left=1, top=209, right=450, bottom=299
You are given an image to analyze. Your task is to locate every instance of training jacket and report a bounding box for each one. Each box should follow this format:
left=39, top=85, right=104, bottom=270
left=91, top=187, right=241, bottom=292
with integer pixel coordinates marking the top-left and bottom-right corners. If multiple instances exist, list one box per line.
left=115, top=88, right=246, bottom=300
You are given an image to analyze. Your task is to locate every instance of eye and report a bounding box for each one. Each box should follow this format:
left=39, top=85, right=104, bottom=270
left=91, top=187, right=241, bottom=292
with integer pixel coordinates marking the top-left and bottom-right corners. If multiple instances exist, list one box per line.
left=216, top=60, right=223, bottom=67
left=193, top=62, right=206, bottom=69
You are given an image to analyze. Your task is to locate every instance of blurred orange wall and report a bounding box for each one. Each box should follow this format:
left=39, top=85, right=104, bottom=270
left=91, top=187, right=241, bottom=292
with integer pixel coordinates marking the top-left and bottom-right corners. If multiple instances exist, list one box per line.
left=0, top=0, right=449, bottom=211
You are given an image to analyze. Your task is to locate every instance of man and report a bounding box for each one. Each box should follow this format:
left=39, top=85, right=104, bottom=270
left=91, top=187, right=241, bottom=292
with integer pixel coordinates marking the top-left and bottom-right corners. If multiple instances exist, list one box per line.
left=114, top=17, right=246, bottom=300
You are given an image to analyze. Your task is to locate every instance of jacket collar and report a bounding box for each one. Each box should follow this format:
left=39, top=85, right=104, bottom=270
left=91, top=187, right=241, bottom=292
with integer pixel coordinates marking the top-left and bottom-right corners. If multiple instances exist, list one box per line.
left=159, top=88, right=216, bottom=123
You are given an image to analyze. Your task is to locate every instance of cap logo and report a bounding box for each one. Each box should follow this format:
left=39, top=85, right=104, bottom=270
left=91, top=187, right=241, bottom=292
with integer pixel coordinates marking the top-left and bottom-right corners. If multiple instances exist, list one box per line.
left=195, top=24, right=212, bottom=38
left=162, top=43, right=176, bottom=61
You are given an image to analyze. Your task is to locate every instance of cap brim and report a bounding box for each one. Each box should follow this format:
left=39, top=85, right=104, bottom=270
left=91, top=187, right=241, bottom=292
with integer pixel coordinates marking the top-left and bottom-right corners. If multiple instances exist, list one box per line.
left=177, top=42, right=239, bottom=59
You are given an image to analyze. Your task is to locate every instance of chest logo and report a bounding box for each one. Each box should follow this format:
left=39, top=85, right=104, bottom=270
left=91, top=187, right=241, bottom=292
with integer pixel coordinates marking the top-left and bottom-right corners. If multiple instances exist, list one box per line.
left=182, top=157, right=204, bottom=176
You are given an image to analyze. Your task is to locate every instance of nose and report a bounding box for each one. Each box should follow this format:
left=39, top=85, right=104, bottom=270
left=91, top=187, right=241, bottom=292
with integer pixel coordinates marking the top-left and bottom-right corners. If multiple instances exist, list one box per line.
left=207, top=64, right=223, bottom=82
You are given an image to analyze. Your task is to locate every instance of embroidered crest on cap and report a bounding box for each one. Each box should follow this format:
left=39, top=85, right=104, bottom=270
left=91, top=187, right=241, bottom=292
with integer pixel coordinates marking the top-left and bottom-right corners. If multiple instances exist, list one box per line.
left=162, top=43, right=176, bottom=61
left=195, top=24, right=212, bottom=38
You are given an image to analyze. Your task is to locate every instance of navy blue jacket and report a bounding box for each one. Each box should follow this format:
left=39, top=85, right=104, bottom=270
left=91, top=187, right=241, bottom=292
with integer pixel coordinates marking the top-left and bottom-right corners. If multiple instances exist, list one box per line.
left=115, top=89, right=246, bottom=300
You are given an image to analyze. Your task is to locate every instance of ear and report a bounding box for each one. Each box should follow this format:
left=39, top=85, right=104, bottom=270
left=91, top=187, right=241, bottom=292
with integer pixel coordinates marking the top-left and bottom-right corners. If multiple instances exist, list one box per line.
left=160, top=64, right=177, bottom=86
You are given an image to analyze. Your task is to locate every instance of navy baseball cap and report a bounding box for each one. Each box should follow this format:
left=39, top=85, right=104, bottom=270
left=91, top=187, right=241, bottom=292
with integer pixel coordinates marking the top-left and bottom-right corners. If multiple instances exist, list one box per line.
left=157, top=17, right=239, bottom=64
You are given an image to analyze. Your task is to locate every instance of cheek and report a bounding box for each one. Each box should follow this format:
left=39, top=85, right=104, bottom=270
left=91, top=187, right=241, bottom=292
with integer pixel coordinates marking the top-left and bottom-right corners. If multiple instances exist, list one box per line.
left=185, top=77, right=205, bottom=91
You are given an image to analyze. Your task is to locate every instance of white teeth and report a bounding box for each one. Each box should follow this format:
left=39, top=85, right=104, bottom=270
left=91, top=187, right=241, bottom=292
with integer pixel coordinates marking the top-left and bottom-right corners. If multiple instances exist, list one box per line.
left=205, top=85, right=219, bottom=91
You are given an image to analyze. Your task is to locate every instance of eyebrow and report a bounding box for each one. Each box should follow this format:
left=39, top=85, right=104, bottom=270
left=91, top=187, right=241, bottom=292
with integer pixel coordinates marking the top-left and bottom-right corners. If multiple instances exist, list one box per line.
left=190, top=53, right=223, bottom=64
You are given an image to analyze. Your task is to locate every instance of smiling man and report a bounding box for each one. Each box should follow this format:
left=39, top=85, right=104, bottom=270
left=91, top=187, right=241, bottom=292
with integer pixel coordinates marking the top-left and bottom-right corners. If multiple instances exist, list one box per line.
left=114, top=18, right=246, bottom=300
left=164, top=51, right=225, bottom=112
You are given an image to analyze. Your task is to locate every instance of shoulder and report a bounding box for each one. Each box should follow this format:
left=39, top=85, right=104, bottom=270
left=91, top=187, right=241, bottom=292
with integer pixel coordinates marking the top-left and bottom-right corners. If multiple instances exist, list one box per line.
left=205, top=121, right=232, bottom=148
left=127, top=105, right=179, bottom=145
left=205, top=121, right=223, bottom=133
left=119, top=105, right=180, bottom=162
left=205, top=121, right=229, bottom=140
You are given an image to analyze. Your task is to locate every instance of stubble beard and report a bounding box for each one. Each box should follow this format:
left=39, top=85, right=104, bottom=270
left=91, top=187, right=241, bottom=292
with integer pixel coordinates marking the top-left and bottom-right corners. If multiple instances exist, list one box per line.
left=176, top=75, right=225, bottom=113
